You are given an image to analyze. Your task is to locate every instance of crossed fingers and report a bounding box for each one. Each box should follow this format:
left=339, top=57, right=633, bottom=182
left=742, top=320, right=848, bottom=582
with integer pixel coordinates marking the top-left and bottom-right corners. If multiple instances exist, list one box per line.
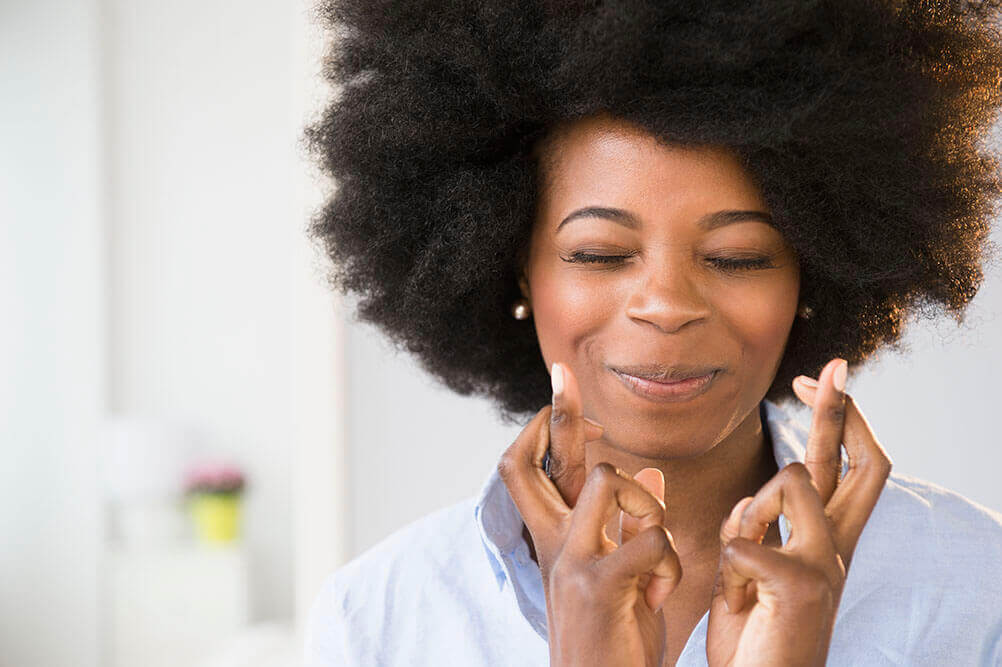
left=717, top=358, right=894, bottom=613
left=792, top=359, right=893, bottom=566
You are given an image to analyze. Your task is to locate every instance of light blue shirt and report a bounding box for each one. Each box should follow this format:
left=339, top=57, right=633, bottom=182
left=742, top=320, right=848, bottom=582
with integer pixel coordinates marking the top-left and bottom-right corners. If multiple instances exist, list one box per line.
left=306, top=399, right=1002, bottom=665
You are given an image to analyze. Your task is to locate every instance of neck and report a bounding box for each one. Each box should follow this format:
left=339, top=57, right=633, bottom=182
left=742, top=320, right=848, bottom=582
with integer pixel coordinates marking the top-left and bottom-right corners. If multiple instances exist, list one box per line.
left=522, top=404, right=778, bottom=568
left=586, top=405, right=777, bottom=561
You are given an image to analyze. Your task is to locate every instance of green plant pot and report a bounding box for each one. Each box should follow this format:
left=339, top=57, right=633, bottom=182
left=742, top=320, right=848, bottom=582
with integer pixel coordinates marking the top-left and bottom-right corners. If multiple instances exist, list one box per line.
left=188, top=492, right=242, bottom=544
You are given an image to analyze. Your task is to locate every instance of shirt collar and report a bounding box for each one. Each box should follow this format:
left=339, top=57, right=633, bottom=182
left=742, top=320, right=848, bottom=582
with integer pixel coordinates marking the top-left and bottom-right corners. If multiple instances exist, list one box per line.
left=473, top=398, right=812, bottom=591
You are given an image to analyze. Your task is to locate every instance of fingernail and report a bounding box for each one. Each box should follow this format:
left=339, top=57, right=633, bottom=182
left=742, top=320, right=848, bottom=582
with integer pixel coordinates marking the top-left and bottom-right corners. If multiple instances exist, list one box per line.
left=795, top=375, right=818, bottom=388
left=832, top=359, right=847, bottom=393
left=551, top=362, right=564, bottom=399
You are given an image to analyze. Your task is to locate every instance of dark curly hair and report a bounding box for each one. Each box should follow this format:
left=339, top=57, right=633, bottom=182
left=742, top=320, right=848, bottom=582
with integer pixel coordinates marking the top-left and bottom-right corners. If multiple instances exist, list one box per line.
left=304, top=0, right=1002, bottom=425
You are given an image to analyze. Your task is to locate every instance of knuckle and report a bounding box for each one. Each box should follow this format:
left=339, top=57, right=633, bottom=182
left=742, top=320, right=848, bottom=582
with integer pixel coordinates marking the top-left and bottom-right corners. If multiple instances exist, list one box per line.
left=593, top=461, right=616, bottom=475
left=591, top=558, right=620, bottom=587
left=784, top=461, right=811, bottom=480
left=719, top=516, right=731, bottom=544
left=804, top=453, right=841, bottom=472
left=825, top=401, right=847, bottom=423
left=823, top=509, right=838, bottom=535
left=878, top=456, right=893, bottom=479
left=780, top=462, right=816, bottom=489
left=496, top=452, right=517, bottom=482
left=852, top=442, right=893, bottom=480
left=552, top=560, right=594, bottom=598
left=647, top=536, right=681, bottom=580
left=643, top=525, right=672, bottom=552
left=737, top=508, right=758, bottom=536
left=588, top=462, right=618, bottom=489
left=721, top=537, right=745, bottom=561
left=798, top=568, right=836, bottom=609
left=868, top=448, right=893, bottom=479
left=498, top=407, right=551, bottom=483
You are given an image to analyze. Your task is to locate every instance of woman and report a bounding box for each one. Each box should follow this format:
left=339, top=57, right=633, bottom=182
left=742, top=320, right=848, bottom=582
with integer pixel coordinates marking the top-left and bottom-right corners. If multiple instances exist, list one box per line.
left=304, top=1, right=1002, bottom=664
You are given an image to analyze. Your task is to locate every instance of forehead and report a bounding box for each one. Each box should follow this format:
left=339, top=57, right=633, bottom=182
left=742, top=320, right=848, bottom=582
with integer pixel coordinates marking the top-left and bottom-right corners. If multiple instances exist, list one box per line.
left=535, top=114, right=768, bottom=217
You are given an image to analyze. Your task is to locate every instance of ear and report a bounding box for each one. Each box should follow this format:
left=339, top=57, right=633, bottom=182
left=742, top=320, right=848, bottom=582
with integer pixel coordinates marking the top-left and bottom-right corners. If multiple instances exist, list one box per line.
left=517, top=274, right=531, bottom=299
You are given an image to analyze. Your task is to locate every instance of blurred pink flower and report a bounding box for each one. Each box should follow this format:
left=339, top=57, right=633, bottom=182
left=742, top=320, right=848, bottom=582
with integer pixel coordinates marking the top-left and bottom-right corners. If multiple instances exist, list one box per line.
left=183, top=461, right=246, bottom=495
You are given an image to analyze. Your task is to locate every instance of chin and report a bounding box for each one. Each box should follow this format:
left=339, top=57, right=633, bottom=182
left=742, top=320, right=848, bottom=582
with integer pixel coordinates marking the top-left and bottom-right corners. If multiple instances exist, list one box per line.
left=599, top=415, right=723, bottom=461
left=584, top=368, right=753, bottom=459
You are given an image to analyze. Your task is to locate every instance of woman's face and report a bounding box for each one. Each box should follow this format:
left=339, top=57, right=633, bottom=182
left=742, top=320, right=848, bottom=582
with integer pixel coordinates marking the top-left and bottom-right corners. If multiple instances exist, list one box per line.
left=521, top=113, right=801, bottom=459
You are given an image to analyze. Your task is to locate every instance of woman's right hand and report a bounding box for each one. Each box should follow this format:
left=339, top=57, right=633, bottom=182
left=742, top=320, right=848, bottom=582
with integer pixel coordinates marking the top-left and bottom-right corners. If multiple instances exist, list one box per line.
left=497, top=362, right=682, bottom=667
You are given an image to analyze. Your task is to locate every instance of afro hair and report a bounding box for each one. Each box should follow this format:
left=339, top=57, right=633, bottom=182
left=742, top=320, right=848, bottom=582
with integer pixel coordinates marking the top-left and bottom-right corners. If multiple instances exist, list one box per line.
left=304, top=0, right=1002, bottom=424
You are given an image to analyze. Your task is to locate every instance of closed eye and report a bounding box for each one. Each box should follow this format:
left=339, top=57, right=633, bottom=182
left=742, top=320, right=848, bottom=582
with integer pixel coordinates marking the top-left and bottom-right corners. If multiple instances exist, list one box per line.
left=707, top=256, right=776, bottom=272
left=561, top=251, right=635, bottom=265
left=561, top=252, right=775, bottom=272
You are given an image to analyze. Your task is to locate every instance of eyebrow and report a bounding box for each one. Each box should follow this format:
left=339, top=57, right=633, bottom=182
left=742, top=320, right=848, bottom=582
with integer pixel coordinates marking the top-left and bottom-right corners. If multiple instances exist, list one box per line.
left=555, top=207, right=775, bottom=233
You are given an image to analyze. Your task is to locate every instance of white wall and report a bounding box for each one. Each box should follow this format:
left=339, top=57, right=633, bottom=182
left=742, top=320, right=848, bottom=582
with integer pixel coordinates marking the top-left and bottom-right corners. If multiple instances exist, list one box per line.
left=105, top=0, right=303, bottom=621
left=3, top=1, right=346, bottom=664
left=290, top=0, right=349, bottom=638
left=1, top=1, right=105, bottom=665
left=343, top=316, right=524, bottom=556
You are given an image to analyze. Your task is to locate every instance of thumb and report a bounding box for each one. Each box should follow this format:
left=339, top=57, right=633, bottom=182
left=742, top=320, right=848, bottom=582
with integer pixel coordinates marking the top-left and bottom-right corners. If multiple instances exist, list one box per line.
left=620, top=468, right=666, bottom=544
left=634, top=467, right=665, bottom=502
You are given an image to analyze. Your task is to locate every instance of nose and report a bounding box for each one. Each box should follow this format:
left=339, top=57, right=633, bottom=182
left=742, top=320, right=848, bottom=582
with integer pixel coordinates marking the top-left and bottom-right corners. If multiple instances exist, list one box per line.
left=624, top=258, right=711, bottom=334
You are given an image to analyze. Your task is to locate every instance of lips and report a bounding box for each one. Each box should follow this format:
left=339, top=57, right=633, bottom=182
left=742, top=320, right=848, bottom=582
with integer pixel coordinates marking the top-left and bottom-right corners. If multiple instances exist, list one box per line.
left=609, top=363, right=721, bottom=403
left=610, top=362, right=722, bottom=383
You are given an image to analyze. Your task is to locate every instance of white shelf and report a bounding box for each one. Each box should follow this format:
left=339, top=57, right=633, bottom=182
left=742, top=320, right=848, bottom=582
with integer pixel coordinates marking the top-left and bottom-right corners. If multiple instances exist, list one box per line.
left=106, top=542, right=250, bottom=667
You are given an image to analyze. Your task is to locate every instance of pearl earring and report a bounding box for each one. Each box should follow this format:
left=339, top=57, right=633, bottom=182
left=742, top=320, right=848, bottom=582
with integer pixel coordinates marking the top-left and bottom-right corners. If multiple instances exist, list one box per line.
left=511, top=298, right=531, bottom=320
left=798, top=303, right=814, bottom=319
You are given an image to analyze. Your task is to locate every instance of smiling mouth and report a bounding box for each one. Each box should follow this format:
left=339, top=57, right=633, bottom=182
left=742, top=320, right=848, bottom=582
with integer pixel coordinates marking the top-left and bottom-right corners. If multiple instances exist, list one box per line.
left=611, top=367, right=719, bottom=403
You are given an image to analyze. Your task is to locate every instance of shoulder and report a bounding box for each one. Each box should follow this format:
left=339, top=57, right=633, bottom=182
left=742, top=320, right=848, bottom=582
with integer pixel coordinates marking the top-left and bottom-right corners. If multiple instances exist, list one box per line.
left=768, top=404, right=1002, bottom=569
left=874, top=471, right=1002, bottom=623
left=309, top=493, right=481, bottom=605
left=818, top=433, right=1002, bottom=595
left=838, top=471, right=1002, bottom=662
left=305, top=496, right=487, bottom=665
left=866, top=470, right=1002, bottom=573
left=768, top=407, right=1002, bottom=660
left=338, top=495, right=480, bottom=582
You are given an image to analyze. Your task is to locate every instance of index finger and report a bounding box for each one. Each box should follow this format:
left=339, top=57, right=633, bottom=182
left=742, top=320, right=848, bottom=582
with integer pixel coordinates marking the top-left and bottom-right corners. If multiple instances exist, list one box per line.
left=737, top=462, right=835, bottom=560
left=789, top=383, right=893, bottom=568
left=496, top=404, right=569, bottom=553
left=825, top=394, right=892, bottom=567
left=798, top=358, right=848, bottom=504
left=547, top=362, right=603, bottom=507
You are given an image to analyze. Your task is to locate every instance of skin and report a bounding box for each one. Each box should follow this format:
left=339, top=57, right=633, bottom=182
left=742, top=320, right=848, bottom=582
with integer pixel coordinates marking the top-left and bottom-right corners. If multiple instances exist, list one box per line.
left=497, top=113, right=893, bottom=665
left=523, top=113, right=799, bottom=541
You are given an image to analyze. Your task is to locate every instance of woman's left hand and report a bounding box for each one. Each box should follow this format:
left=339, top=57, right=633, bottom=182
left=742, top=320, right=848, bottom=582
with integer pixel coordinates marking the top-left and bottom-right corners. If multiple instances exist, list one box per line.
left=705, top=358, right=893, bottom=666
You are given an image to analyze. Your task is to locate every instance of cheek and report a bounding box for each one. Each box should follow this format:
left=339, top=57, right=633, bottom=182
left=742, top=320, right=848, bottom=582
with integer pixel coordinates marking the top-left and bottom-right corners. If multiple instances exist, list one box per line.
left=529, top=266, right=616, bottom=366
left=718, top=279, right=798, bottom=369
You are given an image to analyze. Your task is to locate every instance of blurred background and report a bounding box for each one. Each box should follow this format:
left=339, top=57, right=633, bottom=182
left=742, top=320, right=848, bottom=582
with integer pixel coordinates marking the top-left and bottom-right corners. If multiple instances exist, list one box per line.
left=2, top=1, right=1001, bottom=666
